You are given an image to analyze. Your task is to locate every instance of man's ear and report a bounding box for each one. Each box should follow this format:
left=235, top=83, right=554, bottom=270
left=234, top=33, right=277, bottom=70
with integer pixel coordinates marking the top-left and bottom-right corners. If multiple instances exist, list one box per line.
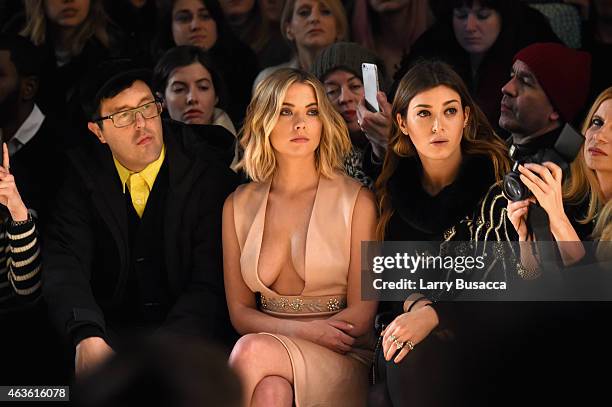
left=550, top=110, right=560, bottom=122
left=20, top=76, right=39, bottom=102
left=155, top=91, right=166, bottom=108
left=87, top=121, right=107, bottom=144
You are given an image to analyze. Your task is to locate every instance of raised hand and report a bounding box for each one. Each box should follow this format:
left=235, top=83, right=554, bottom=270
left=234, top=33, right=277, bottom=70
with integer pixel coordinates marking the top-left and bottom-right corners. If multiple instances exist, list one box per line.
left=357, top=91, right=392, bottom=159
left=507, top=197, right=536, bottom=241
left=0, top=143, right=28, bottom=221
left=517, top=162, right=577, bottom=238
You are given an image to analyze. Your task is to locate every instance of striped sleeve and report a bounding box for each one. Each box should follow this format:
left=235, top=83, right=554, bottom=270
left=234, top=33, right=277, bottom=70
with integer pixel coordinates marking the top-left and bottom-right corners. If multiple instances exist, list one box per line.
left=6, top=217, right=42, bottom=300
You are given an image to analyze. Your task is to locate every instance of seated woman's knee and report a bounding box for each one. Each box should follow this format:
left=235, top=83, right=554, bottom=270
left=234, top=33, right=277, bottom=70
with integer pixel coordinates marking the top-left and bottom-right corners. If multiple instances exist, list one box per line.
left=253, top=376, right=293, bottom=405
left=229, top=334, right=278, bottom=369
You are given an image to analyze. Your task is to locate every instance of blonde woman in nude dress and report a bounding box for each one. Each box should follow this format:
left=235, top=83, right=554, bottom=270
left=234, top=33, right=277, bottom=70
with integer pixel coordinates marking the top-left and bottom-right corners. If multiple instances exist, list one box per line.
left=223, top=68, right=378, bottom=407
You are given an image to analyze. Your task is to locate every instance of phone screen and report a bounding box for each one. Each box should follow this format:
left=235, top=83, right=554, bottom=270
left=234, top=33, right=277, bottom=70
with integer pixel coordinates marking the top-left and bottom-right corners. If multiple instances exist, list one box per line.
left=362, top=63, right=380, bottom=112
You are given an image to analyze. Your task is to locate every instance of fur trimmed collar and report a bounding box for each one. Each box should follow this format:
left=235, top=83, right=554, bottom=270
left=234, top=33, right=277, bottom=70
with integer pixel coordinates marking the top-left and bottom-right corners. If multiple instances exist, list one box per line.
left=388, top=155, right=497, bottom=235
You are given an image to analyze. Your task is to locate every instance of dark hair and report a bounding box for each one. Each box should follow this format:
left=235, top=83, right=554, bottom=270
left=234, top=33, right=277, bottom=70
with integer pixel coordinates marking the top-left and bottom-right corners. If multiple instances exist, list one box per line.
left=0, top=34, right=43, bottom=77
left=431, top=0, right=512, bottom=20
left=79, top=58, right=152, bottom=121
left=375, top=59, right=510, bottom=240
left=430, top=0, right=523, bottom=51
left=153, top=45, right=228, bottom=110
left=153, top=0, right=240, bottom=59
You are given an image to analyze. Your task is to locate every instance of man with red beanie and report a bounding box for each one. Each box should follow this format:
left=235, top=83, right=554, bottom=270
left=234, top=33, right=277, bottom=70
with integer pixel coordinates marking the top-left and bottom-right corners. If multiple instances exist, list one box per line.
left=500, top=42, right=591, bottom=144
left=498, top=42, right=607, bottom=405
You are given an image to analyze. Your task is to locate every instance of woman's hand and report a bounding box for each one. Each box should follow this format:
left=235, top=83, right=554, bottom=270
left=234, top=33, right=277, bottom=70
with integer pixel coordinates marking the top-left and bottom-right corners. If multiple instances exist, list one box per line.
left=300, top=319, right=356, bottom=354
left=507, top=197, right=536, bottom=241
left=518, top=162, right=575, bottom=238
left=0, top=143, right=28, bottom=221
left=381, top=305, right=439, bottom=364
left=516, top=162, right=585, bottom=264
left=357, top=91, right=392, bottom=159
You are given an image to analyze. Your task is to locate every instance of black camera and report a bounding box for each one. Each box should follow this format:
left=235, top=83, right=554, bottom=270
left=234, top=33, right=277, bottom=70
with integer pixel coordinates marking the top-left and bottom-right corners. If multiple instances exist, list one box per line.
left=503, top=124, right=584, bottom=202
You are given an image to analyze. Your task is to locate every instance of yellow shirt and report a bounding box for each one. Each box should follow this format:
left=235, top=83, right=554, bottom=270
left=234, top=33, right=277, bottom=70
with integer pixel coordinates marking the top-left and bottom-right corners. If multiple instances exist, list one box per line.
left=113, top=145, right=166, bottom=217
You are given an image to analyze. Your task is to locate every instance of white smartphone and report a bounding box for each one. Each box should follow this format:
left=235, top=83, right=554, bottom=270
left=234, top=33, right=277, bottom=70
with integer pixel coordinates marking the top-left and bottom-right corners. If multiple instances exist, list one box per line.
left=362, top=63, right=380, bottom=112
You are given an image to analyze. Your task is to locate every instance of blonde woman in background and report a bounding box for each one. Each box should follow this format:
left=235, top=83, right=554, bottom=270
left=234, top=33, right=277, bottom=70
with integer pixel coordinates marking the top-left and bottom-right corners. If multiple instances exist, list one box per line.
left=566, top=87, right=612, bottom=260
left=224, top=68, right=377, bottom=407
left=252, top=0, right=348, bottom=91
left=20, top=0, right=126, bottom=119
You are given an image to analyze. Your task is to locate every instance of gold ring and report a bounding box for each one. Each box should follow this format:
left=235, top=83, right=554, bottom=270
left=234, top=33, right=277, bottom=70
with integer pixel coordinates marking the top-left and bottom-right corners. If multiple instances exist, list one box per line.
left=393, top=339, right=405, bottom=350
left=406, top=340, right=415, bottom=351
left=389, top=334, right=397, bottom=342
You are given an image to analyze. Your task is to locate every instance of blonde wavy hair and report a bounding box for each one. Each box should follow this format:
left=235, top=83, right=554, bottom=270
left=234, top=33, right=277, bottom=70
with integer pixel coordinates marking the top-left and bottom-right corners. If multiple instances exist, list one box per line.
left=564, top=87, right=612, bottom=239
left=281, top=0, right=348, bottom=50
left=20, top=0, right=111, bottom=55
left=233, top=68, right=352, bottom=182
left=375, top=60, right=510, bottom=240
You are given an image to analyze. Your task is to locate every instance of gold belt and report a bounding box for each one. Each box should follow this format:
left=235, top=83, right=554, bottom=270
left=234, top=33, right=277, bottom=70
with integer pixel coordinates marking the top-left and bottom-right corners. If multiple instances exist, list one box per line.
left=260, top=293, right=347, bottom=315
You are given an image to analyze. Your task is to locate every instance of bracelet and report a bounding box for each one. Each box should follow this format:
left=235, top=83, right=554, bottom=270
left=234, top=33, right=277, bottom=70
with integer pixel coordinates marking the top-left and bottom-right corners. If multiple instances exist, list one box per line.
left=407, top=296, right=429, bottom=312
left=10, top=213, right=33, bottom=226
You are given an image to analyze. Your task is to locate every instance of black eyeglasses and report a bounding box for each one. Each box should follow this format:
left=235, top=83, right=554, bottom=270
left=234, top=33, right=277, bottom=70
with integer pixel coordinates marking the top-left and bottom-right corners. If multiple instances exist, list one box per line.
left=95, top=101, right=162, bottom=128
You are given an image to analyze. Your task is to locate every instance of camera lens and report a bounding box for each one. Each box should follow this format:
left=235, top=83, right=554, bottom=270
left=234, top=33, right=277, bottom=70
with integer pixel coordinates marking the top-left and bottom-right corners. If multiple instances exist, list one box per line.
left=503, top=173, right=527, bottom=202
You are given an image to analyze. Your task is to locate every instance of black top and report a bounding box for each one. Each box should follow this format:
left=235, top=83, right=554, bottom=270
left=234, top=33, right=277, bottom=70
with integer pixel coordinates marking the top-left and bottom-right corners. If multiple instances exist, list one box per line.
left=386, top=155, right=498, bottom=241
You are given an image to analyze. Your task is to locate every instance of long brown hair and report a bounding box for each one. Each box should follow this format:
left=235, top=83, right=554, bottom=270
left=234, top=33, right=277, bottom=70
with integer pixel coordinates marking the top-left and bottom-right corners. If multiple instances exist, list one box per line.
left=375, top=60, right=510, bottom=240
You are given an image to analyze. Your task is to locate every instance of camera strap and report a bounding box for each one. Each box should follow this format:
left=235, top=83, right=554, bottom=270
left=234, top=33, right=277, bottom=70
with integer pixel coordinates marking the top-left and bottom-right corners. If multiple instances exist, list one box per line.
left=527, top=204, right=561, bottom=273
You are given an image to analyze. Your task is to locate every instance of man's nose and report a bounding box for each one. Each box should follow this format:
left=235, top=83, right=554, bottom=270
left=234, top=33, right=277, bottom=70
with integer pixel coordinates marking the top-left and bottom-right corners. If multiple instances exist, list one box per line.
left=501, top=77, right=517, bottom=96
left=134, top=111, right=146, bottom=128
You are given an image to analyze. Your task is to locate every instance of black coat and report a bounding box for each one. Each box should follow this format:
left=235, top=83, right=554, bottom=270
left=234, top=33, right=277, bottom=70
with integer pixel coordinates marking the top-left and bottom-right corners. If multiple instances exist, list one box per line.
left=42, top=121, right=239, bottom=348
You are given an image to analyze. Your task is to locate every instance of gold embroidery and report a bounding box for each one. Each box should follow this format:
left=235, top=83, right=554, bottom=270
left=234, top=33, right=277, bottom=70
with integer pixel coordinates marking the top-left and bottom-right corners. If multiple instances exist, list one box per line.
left=260, top=294, right=347, bottom=314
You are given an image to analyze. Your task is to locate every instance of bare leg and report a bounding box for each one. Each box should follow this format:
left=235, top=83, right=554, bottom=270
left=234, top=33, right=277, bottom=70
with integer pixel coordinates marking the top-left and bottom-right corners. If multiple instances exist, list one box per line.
left=251, top=376, right=293, bottom=407
left=229, top=334, right=294, bottom=407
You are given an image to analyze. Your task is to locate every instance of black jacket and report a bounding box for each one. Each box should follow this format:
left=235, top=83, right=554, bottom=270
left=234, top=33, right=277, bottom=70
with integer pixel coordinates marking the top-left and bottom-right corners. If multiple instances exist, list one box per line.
left=43, top=121, right=239, bottom=348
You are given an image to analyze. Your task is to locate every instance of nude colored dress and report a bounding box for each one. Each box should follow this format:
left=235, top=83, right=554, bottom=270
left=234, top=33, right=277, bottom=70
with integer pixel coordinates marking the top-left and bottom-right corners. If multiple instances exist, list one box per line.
left=232, top=173, right=372, bottom=407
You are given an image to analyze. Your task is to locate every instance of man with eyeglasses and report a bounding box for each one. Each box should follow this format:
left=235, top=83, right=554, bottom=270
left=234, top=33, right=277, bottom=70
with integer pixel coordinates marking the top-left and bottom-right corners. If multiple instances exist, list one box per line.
left=42, top=60, right=239, bottom=376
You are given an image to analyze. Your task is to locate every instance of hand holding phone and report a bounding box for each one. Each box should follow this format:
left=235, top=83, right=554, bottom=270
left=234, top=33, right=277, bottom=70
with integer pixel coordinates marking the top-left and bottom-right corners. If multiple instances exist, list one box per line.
left=362, top=63, right=380, bottom=113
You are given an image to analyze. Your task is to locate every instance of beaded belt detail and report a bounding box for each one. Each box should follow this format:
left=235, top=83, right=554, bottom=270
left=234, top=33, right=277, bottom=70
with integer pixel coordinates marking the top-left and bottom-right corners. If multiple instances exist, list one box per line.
left=259, top=294, right=347, bottom=315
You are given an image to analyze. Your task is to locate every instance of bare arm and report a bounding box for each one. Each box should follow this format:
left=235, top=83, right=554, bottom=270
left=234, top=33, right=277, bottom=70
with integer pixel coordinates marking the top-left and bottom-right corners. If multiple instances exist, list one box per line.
left=328, top=187, right=379, bottom=337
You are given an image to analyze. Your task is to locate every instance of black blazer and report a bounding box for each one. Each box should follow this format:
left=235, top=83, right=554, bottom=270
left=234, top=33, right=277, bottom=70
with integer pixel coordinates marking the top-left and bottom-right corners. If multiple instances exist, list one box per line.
left=42, top=121, right=239, bottom=347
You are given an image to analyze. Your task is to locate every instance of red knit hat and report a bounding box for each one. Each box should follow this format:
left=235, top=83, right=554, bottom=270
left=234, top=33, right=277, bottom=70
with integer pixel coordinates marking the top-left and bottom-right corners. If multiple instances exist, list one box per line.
left=513, top=43, right=591, bottom=123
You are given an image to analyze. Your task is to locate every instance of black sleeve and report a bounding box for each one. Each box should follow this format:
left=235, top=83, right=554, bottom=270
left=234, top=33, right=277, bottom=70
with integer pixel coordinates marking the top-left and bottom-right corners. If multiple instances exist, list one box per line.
left=189, top=124, right=237, bottom=166
left=361, top=142, right=384, bottom=183
left=159, top=162, right=239, bottom=346
left=42, top=166, right=107, bottom=344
